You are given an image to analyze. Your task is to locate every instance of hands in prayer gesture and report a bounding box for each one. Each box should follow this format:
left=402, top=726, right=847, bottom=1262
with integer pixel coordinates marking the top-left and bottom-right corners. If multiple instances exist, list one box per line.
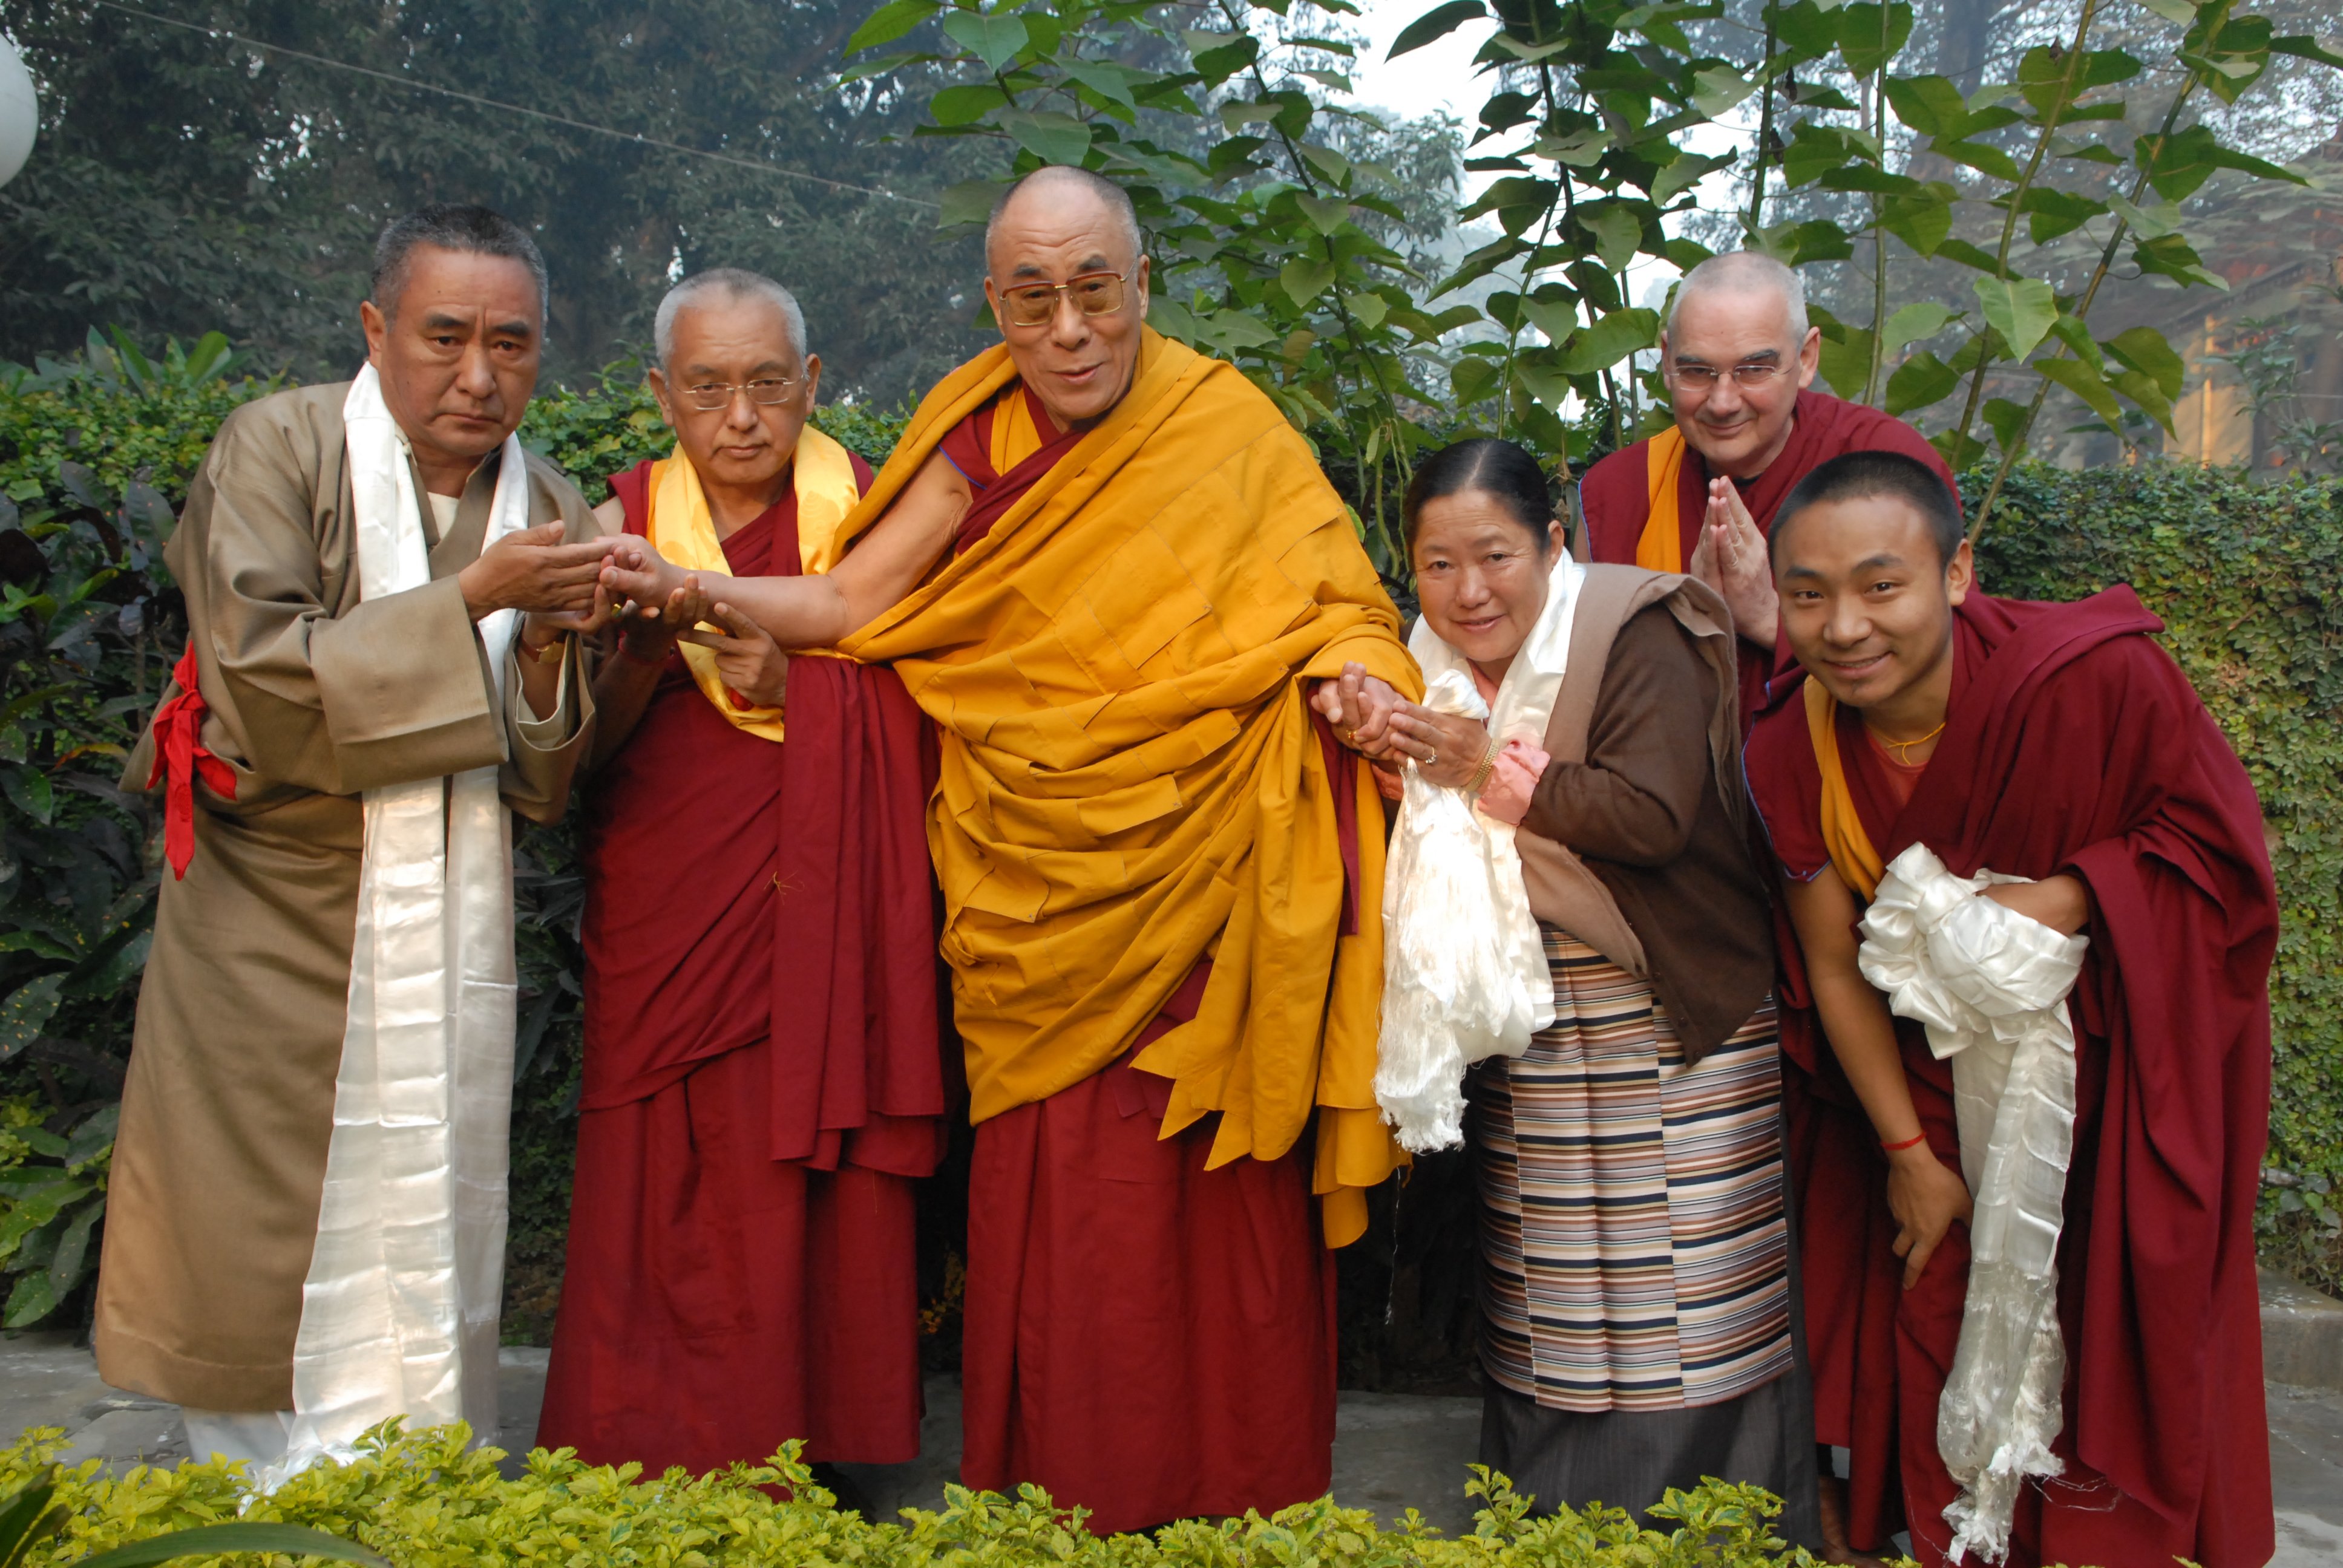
left=1686, top=478, right=1779, bottom=647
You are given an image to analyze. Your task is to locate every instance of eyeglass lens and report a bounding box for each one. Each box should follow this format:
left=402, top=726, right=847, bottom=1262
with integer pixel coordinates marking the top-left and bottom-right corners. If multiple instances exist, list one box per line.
left=683, top=378, right=796, bottom=410
left=1671, top=363, right=1784, bottom=390
left=1001, top=272, right=1127, bottom=327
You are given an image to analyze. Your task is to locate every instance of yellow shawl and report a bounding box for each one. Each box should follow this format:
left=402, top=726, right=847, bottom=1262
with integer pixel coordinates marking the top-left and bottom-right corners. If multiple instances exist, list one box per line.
left=1635, top=425, right=1689, bottom=573
left=641, top=426, right=862, bottom=741
left=836, top=330, right=1420, bottom=1246
left=1802, top=680, right=1887, bottom=900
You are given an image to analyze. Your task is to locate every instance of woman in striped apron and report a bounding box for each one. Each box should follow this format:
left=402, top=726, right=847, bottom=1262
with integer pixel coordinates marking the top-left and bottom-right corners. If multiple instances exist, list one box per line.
left=1375, top=439, right=1823, bottom=1552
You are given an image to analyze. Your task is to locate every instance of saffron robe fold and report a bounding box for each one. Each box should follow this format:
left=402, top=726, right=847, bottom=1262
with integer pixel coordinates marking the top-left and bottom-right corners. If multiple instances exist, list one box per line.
left=834, top=328, right=1418, bottom=1244
left=1745, top=591, right=2278, bottom=1568
left=96, top=383, right=595, bottom=1412
left=920, top=379, right=1352, bottom=1530
left=537, top=454, right=944, bottom=1473
left=1579, top=391, right=1955, bottom=723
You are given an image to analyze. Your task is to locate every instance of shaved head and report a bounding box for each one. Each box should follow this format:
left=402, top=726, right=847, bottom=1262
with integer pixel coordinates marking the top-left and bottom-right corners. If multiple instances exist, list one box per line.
left=985, top=166, right=1142, bottom=278
left=1667, top=251, right=1808, bottom=340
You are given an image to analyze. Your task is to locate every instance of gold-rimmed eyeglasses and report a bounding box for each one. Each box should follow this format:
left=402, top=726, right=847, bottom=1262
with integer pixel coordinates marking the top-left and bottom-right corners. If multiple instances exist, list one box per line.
left=1667, top=361, right=1793, bottom=393
left=994, top=269, right=1134, bottom=328
left=678, top=376, right=799, bottom=412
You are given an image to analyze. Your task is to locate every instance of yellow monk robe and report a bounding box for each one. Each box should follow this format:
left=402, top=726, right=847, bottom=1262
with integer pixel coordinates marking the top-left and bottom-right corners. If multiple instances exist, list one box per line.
left=836, top=328, right=1418, bottom=1246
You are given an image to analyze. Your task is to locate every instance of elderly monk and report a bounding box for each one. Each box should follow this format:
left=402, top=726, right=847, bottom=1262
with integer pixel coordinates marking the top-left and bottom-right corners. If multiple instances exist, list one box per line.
left=1578, top=253, right=1954, bottom=722
left=602, top=166, right=1417, bottom=1530
left=1746, top=451, right=2276, bottom=1567
left=97, top=203, right=614, bottom=1474
left=535, top=269, right=943, bottom=1480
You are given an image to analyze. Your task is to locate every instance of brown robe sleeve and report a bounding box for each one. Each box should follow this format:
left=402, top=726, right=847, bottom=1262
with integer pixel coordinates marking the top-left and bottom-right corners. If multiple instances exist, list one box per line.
left=136, top=389, right=596, bottom=819
left=1521, top=604, right=1712, bottom=866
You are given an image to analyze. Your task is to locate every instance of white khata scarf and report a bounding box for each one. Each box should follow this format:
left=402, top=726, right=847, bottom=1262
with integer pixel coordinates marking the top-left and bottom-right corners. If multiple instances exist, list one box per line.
left=265, top=365, right=528, bottom=1485
left=1373, top=551, right=1582, bottom=1152
left=1856, top=842, right=2089, bottom=1566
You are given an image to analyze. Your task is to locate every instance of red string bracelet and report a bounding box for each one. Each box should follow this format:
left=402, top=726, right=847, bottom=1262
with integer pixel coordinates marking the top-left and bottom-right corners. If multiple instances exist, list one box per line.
left=1881, top=1131, right=1927, bottom=1153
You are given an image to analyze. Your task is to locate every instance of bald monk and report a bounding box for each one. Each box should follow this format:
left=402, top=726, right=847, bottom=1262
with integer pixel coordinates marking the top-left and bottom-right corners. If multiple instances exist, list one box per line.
left=1578, top=253, right=1955, bottom=722
left=1745, top=451, right=2276, bottom=1567
left=98, top=203, right=613, bottom=1474
left=603, top=166, right=1418, bottom=1530
left=536, top=269, right=942, bottom=1480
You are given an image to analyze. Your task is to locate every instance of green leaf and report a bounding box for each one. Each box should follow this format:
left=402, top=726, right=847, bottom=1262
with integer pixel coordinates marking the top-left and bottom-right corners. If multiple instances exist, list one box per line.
left=1280, top=257, right=1337, bottom=308
left=2105, top=325, right=2186, bottom=397
left=1689, top=65, right=1755, bottom=119
left=1881, top=189, right=1954, bottom=256
left=3, top=1272, right=56, bottom=1330
left=1583, top=206, right=1645, bottom=273
left=2132, top=232, right=2226, bottom=290
left=936, top=178, right=1001, bottom=229
left=2133, top=0, right=2195, bottom=22
left=2105, top=191, right=2183, bottom=240
left=1535, top=126, right=1611, bottom=168
left=1343, top=292, right=1388, bottom=330
left=0, top=976, right=62, bottom=1063
left=1883, top=302, right=1958, bottom=353
left=1558, top=308, right=1660, bottom=376
left=1971, top=275, right=2059, bottom=359
left=940, top=11, right=1027, bottom=71
left=46, top=1195, right=102, bottom=1295
left=1886, top=75, right=1971, bottom=138
left=2107, top=366, right=2178, bottom=434
left=2020, top=188, right=2107, bottom=244
left=74, top=1523, right=390, bottom=1568
left=997, top=109, right=1092, bottom=165
left=2049, top=313, right=2108, bottom=373
left=1389, top=0, right=1486, bottom=59
left=1190, top=35, right=1262, bottom=85
left=848, top=0, right=939, bottom=54
left=1938, top=138, right=2022, bottom=181
left=1648, top=151, right=1729, bottom=203
left=2037, top=356, right=2125, bottom=427
left=1450, top=356, right=1501, bottom=407
left=1297, top=145, right=1353, bottom=186
left=1838, top=2, right=1914, bottom=75
left=2271, top=34, right=2343, bottom=70
left=1, top=768, right=50, bottom=827
left=1982, top=396, right=2031, bottom=454
left=928, top=82, right=1010, bottom=127
left=1061, top=60, right=1138, bottom=108
left=1884, top=350, right=1961, bottom=416
left=1815, top=325, right=1876, bottom=400
left=1297, top=195, right=1352, bottom=237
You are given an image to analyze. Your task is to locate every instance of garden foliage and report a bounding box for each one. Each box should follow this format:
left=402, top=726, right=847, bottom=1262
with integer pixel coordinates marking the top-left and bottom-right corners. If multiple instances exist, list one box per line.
left=853, top=0, right=2339, bottom=562
left=0, top=1423, right=1815, bottom=1568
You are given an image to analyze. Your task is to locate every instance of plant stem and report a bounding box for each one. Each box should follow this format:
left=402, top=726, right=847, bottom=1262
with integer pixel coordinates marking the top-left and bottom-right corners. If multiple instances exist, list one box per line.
left=1746, top=0, right=1780, bottom=232
left=1967, top=64, right=2211, bottom=541
left=1861, top=18, right=1890, bottom=407
left=1948, top=0, right=2103, bottom=460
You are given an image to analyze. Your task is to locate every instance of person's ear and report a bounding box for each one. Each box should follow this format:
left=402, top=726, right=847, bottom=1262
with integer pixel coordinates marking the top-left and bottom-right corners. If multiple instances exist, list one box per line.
left=1135, top=253, right=1150, bottom=315
left=360, top=299, right=388, bottom=373
left=645, top=365, right=677, bottom=430
left=1546, top=517, right=1565, bottom=555
left=1945, top=536, right=1975, bottom=606
left=982, top=276, right=1004, bottom=338
left=1796, top=325, right=1821, bottom=389
left=801, top=353, right=822, bottom=410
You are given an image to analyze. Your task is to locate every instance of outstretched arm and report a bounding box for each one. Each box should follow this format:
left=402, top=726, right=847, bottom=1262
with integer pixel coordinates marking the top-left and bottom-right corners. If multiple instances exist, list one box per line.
left=1783, top=863, right=1974, bottom=1290
left=597, top=450, right=972, bottom=648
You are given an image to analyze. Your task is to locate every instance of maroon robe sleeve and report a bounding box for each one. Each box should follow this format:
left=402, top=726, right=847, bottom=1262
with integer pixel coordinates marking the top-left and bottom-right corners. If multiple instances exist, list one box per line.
left=1578, top=440, right=1653, bottom=564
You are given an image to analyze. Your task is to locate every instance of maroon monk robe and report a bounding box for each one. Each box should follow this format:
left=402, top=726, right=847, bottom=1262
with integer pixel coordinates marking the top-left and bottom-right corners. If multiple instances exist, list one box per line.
left=537, top=452, right=947, bottom=1475
left=1580, top=390, right=1955, bottom=724
left=1746, top=590, right=2278, bottom=1568
left=940, top=385, right=1357, bottom=1534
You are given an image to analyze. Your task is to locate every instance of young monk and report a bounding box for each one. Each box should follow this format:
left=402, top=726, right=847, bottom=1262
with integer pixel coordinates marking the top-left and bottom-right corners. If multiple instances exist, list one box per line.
left=1745, top=449, right=2277, bottom=1567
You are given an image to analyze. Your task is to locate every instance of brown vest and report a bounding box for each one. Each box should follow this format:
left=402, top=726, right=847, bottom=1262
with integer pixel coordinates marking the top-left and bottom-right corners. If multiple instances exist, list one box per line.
left=1515, top=564, right=1743, bottom=976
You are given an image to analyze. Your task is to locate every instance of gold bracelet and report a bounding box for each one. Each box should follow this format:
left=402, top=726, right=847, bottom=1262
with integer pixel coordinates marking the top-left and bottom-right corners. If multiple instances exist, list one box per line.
left=522, top=632, right=566, bottom=665
left=1464, top=734, right=1502, bottom=797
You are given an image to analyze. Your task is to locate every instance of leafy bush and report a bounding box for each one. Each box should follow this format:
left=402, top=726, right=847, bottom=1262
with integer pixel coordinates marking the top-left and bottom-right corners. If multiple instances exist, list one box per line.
left=0, top=1423, right=1818, bottom=1568
left=1974, top=464, right=2343, bottom=1292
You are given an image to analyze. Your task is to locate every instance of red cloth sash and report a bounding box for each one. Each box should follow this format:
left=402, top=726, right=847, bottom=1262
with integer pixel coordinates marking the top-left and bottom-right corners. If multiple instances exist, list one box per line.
left=937, top=383, right=1090, bottom=554
left=585, top=457, right=943, bottom=1177
left=146, top=642, right=236, bottom=878
left=1747, top=590, right=2279, bottom=1566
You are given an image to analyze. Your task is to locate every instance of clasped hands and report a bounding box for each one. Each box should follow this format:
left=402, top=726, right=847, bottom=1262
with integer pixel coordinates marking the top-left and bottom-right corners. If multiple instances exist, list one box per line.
left=1686, top=477, right=1779, bottom=647
left=457, top=528, right=787, bottom=705
left=1309, top=663, right=1542, bottom=823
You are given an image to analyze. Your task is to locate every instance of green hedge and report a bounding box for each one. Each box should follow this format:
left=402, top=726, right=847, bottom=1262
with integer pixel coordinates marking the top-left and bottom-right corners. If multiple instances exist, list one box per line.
left=1972, top=466, right=2343, bottom=1289
left=0, top=351, right=2335, bottom=1365
left=0, top=1424, right=1815, bottom=1567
